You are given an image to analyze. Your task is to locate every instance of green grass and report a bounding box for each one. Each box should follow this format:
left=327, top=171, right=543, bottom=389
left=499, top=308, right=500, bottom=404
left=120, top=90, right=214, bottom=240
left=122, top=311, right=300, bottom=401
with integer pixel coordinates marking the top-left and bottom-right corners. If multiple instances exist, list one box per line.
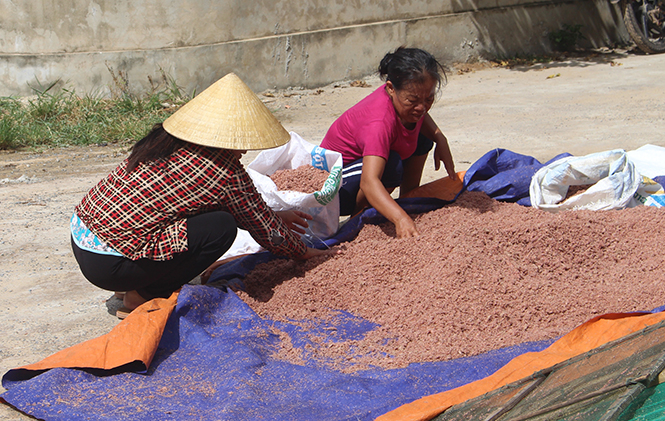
left=548, top=24, right=585, bottom=52
left=0, top=70, right=189, bottom=150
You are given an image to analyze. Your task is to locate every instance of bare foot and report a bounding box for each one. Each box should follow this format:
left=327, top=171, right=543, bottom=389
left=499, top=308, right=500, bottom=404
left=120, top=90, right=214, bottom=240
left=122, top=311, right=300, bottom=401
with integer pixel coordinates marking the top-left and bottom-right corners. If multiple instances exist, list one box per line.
left=122, top=290, right=148, bottom=311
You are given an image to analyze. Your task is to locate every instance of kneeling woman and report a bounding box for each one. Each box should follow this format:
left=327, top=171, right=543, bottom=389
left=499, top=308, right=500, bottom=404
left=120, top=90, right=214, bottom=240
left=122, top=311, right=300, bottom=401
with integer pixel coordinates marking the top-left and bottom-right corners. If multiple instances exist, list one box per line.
left=321, top=47, right=457, bottom=238
left=71, top=73, right=327, bottom=318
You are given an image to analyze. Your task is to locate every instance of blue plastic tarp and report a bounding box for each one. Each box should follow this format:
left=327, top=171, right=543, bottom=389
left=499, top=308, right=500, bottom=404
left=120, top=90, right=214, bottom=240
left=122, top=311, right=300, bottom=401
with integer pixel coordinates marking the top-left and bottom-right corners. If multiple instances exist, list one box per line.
left=4, top=148, right=660, bottom=420
left=463, top=148, right=572, bottom=206
left=2, top=284, right=554, bottom=421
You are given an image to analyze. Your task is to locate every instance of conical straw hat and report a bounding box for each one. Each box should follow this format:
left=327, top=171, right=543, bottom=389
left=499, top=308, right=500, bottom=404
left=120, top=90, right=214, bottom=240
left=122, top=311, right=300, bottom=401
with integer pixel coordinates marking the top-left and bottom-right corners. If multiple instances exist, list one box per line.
left=163, top=73, right=290, bottom=150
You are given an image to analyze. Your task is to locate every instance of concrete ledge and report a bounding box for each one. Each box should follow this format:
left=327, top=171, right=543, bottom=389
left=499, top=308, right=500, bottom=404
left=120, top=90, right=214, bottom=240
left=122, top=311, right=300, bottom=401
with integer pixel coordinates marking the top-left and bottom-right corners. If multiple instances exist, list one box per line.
left=0, top=0, right=629, bottom=97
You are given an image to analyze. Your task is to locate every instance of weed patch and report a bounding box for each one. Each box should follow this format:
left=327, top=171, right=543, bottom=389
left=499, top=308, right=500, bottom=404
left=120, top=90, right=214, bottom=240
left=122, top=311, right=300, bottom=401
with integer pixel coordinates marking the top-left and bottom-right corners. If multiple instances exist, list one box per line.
left=549, top=24, right=585, bottom=52
left=0, top=69, right=190, bottom=150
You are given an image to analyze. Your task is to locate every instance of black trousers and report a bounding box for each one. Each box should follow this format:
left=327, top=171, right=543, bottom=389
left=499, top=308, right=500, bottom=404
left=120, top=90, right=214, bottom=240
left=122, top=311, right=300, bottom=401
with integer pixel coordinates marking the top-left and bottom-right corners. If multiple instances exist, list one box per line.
left=71, top=211, right=237, bottom=300
left=338, top=134, right=434, bottom=216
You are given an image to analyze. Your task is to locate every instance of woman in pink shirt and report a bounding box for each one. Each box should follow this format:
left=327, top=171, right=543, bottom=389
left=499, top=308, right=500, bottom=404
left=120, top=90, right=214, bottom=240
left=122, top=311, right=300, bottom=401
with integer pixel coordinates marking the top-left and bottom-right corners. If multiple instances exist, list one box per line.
left=321, top=47, right=457, bottom=238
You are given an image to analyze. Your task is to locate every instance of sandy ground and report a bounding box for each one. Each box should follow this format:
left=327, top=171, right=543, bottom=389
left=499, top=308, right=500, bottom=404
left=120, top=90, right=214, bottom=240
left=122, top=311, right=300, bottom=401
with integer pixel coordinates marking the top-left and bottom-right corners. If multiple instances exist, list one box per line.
left=1, top=49, right=665, bottom=420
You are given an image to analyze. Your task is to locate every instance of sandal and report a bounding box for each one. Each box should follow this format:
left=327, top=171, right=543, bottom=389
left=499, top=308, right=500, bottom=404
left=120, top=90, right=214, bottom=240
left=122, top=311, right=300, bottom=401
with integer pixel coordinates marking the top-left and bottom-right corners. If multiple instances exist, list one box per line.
left=115, top=306, right=133, bottom=320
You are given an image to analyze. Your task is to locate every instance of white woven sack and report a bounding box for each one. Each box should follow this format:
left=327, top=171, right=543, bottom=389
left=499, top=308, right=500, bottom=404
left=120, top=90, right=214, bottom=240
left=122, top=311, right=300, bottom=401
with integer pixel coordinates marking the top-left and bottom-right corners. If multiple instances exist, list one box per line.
left=529, top=149, right=640, bottom=212
left=219, top=133, right=342, bottom=260
left=247, top=132, right=342, bottom=239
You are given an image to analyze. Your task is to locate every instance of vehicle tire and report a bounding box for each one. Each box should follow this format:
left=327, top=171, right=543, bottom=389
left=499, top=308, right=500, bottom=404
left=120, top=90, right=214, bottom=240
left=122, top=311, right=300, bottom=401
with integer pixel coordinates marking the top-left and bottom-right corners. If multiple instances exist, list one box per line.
left=622, top=0, right=665, bottom=54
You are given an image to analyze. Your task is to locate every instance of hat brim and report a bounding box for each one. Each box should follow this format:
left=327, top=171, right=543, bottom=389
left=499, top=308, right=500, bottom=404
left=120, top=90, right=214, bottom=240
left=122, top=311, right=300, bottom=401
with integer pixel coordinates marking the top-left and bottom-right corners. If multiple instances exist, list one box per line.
left=163, top=73, right=290, bottom=150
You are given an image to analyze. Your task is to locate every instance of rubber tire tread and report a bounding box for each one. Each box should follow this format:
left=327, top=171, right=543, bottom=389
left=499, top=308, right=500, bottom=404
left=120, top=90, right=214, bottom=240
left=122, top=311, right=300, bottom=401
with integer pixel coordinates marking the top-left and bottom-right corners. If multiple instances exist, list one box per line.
left=622, top=0, right=665, bottom=54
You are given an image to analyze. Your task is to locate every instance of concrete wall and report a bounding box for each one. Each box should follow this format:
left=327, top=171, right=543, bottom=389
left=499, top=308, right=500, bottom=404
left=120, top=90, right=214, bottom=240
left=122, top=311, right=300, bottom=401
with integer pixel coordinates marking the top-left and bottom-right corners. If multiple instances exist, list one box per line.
left=0, top=0, right=628, bottom=97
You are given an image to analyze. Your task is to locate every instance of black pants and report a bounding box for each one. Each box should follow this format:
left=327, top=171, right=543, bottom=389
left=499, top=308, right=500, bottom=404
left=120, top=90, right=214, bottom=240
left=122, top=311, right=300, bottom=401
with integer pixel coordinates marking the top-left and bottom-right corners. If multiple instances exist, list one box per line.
left=71, top=211, right=237, bottom=300
left=338, top=134, right=434, bottom=216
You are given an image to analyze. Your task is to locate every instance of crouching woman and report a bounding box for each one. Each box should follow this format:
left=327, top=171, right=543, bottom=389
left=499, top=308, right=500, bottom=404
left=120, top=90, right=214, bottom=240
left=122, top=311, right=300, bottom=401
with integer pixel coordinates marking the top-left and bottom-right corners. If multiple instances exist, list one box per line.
left=71, top=73, right=328, bottom=318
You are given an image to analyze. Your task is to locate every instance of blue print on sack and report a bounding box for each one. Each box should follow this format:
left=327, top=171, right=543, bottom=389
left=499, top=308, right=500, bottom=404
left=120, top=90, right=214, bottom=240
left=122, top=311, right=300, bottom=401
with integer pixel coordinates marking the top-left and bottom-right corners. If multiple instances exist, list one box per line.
left=649, top=194, right=665, bottom=207
left=310, top=146, right=329, bottom=172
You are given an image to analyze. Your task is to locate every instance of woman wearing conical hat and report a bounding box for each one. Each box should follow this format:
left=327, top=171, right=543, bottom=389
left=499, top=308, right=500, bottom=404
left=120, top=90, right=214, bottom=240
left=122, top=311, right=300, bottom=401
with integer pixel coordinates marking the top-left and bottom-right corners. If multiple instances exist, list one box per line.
left=70, top=73, right=330, bottom=318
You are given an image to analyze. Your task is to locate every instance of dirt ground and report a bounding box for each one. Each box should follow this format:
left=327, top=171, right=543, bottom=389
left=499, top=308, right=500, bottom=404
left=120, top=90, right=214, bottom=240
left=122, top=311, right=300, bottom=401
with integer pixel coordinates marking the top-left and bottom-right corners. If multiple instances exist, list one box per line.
left=2, top=49, right=665, bottom=420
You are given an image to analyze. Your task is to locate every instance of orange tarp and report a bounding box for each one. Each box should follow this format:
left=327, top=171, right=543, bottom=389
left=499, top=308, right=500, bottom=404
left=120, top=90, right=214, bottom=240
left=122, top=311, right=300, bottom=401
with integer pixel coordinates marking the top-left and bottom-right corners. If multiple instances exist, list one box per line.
left=403, top=171, right=466, bottom=202
left=11, top=293, right=178, bottom=377
left=377, top=310, right=665, bottom=421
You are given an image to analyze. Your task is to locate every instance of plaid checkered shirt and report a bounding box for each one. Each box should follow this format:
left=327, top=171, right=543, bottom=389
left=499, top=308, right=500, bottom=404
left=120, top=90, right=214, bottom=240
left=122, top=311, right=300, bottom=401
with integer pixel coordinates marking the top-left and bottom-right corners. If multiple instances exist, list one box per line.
left=75, top=143, right=307, bottom=261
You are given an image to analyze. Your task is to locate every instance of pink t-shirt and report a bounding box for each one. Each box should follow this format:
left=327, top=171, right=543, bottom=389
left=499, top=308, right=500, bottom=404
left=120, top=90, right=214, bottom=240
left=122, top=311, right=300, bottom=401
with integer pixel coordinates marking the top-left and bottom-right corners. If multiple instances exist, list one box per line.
left=321, top=85, right=424, bottom=166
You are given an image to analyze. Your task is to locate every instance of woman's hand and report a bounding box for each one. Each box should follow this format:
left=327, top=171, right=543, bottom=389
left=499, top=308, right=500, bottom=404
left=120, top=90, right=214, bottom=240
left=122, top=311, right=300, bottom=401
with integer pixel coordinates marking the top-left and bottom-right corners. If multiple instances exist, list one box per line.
left=276, top=210, right=312, bottom=234
left=395, top=215, right=419, bottom=238
left=433, top=139, right=458, bottom=181
left=421, top=113, right=457, bottom=181
left=360, top=156, right=421, bottom=239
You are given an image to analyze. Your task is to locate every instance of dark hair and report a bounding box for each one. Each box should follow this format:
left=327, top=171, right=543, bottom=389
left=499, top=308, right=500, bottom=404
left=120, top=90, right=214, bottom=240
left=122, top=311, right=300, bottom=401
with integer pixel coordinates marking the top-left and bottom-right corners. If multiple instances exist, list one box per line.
left=378, top=46, right=447, bottom=91
left=126, top=123, right=186, bottom=172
